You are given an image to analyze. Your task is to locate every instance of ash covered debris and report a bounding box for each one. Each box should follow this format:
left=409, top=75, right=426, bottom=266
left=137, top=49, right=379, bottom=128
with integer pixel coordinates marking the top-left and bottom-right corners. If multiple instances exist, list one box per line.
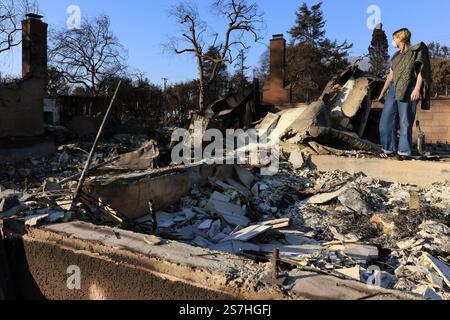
left=1, top=57, right=450, bottom=300
left=1, top=125, right=450, bottom=300
left=104, top=161, right=450, bottom=300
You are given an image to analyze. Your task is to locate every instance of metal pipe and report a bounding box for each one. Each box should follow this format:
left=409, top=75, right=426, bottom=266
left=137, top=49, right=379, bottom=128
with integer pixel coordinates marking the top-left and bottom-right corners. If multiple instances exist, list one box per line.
left=70, top=81, right=122, bottom=211
left=60, top=156, right=120, bottom=185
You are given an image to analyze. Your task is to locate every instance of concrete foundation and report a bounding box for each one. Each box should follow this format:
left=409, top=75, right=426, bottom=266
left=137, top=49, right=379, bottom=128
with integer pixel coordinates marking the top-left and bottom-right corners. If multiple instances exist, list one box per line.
left=87, top=164, right=235, bottom=220
left=309, top=155, right=450, bottom=187
left=4, top=221, right=289, bottom=300
left=0, top=221, right=416, bottom=300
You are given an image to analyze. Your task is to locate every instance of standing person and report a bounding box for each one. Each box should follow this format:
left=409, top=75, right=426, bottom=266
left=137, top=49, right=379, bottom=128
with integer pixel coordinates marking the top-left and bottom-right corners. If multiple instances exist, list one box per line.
left=378, top=28, right=432, bottom=157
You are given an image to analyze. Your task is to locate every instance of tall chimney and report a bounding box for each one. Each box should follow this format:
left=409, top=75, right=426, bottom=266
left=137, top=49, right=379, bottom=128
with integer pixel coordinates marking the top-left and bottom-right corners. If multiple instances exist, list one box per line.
left=262, top=34, right=291, bottom=106
left=269, top=34, right=286, bottom=88
left=22, top=13, right=48, bottom=79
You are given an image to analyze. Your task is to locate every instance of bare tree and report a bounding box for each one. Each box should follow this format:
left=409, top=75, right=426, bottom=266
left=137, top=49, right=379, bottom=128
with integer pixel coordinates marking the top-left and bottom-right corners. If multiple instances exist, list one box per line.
left=49, top=15, right=127, bottom=97
left=0, top=0, right=38, bottom=54
left=167, top=0, right=265, bottom=111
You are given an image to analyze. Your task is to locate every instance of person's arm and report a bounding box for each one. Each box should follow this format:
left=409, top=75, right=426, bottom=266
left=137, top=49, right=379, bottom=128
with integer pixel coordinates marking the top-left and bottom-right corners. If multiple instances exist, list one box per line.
left=377, top=69, right=394, bottom=101
left=411, top=72, right=424, bottom=102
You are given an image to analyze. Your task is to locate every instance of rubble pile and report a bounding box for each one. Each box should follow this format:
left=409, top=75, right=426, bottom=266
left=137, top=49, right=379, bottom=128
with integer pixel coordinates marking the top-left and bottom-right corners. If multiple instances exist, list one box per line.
left=1, top=133, right=450, bottom=300
left=129, top=163, right=450, bottom=300
left=0, top=135, right=159, bottom=225
left=1, top=63, right=449, bottom=300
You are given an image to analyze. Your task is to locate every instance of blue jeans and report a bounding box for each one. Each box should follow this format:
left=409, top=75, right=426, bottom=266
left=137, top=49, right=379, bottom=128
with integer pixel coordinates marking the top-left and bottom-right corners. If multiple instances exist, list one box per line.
left=379, top=83, right=418, bottom=156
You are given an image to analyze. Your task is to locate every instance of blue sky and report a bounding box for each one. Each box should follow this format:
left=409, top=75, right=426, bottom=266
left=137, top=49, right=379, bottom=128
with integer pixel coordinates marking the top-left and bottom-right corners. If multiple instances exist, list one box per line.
left=1, top=0, right=449, bottom=85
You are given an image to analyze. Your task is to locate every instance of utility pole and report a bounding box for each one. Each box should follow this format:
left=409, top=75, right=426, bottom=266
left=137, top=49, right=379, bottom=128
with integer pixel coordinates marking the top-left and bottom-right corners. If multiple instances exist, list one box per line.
left=162, top=77, right=169, bottom=92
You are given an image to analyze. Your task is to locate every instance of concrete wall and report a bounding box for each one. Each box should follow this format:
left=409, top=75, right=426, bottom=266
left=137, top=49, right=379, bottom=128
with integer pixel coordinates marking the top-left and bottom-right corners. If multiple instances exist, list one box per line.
left=414, top=98, right=450, bottom=143
left=2, top=222, right=289, bottom=300
left=10, top=236, right=235, bottom=300
left=0, top=15, right=47, bottom=139
left=0, top=78, right=46, bottom=138
left=87, top=165, right=235, bottom=220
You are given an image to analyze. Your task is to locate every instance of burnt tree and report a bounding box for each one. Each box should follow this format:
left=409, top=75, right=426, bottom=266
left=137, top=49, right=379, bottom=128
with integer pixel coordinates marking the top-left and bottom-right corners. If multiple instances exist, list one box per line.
left=0, top=0, right=38, bottom=54
left=167, top=0, right=265, bottom=112
left=49, top=15, right=127, bottom=98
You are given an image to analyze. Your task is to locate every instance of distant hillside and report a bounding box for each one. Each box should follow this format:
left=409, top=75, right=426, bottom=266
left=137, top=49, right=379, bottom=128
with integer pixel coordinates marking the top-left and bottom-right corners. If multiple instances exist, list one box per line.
left=348, top=57, right=371, bottom=71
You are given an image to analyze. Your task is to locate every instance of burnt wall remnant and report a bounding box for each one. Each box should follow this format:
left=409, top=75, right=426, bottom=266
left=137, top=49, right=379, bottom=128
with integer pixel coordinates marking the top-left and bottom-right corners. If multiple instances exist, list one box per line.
left=0, top=14, right=47, bottom=139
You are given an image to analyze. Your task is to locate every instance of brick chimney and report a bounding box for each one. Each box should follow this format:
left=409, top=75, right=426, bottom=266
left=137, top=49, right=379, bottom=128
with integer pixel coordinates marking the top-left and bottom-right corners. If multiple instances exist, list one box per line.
left=262, top=34, right=291, bottom=106
left=22, top=13, right=48, bottom=79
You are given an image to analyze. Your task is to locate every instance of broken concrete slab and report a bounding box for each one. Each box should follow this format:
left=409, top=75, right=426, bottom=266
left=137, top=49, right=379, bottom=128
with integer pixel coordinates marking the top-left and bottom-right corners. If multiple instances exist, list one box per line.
left=338, top=188, right=370, bottom=215
left=427, top=272, right=445, bottom=289
left=289, top=150, right=305, bottom=170
left=280, top=230, right=320, bottom=246
left=255, top=112, right=280, bottom=134
left=343, top=244, right=379, bottom=265
left=19, top=214, right=50, bottom=227
left=198, top=220, right=214, bottom=230
left=156, top=212, right=176, bottom=229
left=326, top=243, right=379, bottom=265
left=287, top=101, right=331, bottom=137
left=223, top=224, right=272, bottom=242
left=210, top=191, right=231, bottom=203
left=234, top=166, right=255, bottom=189
left=397, top=238, right=424, bottom=251
left=336, top=266, right=363, bottom=281
left=207, top=198, right=250, bottom=227
left=207, top=198, right=245, bottom=217
left=258, top=244, right=323, bottom=259
left=268, top=108, right=307, bottom=143
left=308, top=186, right=348, bottom=205
left=43, top=178, right=61, bottom=193
left=289, top=270, right=405, bottom=300
left=225, top=179, right=252, bottom=198
left=413, top=285, right=444, bottom=300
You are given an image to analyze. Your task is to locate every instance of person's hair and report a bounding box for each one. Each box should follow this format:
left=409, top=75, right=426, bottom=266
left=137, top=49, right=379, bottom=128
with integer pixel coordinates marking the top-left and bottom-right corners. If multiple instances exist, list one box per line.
left=393, top=28, right=412, bottom=44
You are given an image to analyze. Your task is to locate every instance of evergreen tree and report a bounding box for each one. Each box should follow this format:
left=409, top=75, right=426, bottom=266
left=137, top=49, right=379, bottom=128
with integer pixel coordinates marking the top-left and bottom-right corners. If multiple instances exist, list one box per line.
left=368, top=23, right=389, bottom=79
left=289, top=2, right=325, bottom=47
left=287, top=2, right=352, bottom=103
